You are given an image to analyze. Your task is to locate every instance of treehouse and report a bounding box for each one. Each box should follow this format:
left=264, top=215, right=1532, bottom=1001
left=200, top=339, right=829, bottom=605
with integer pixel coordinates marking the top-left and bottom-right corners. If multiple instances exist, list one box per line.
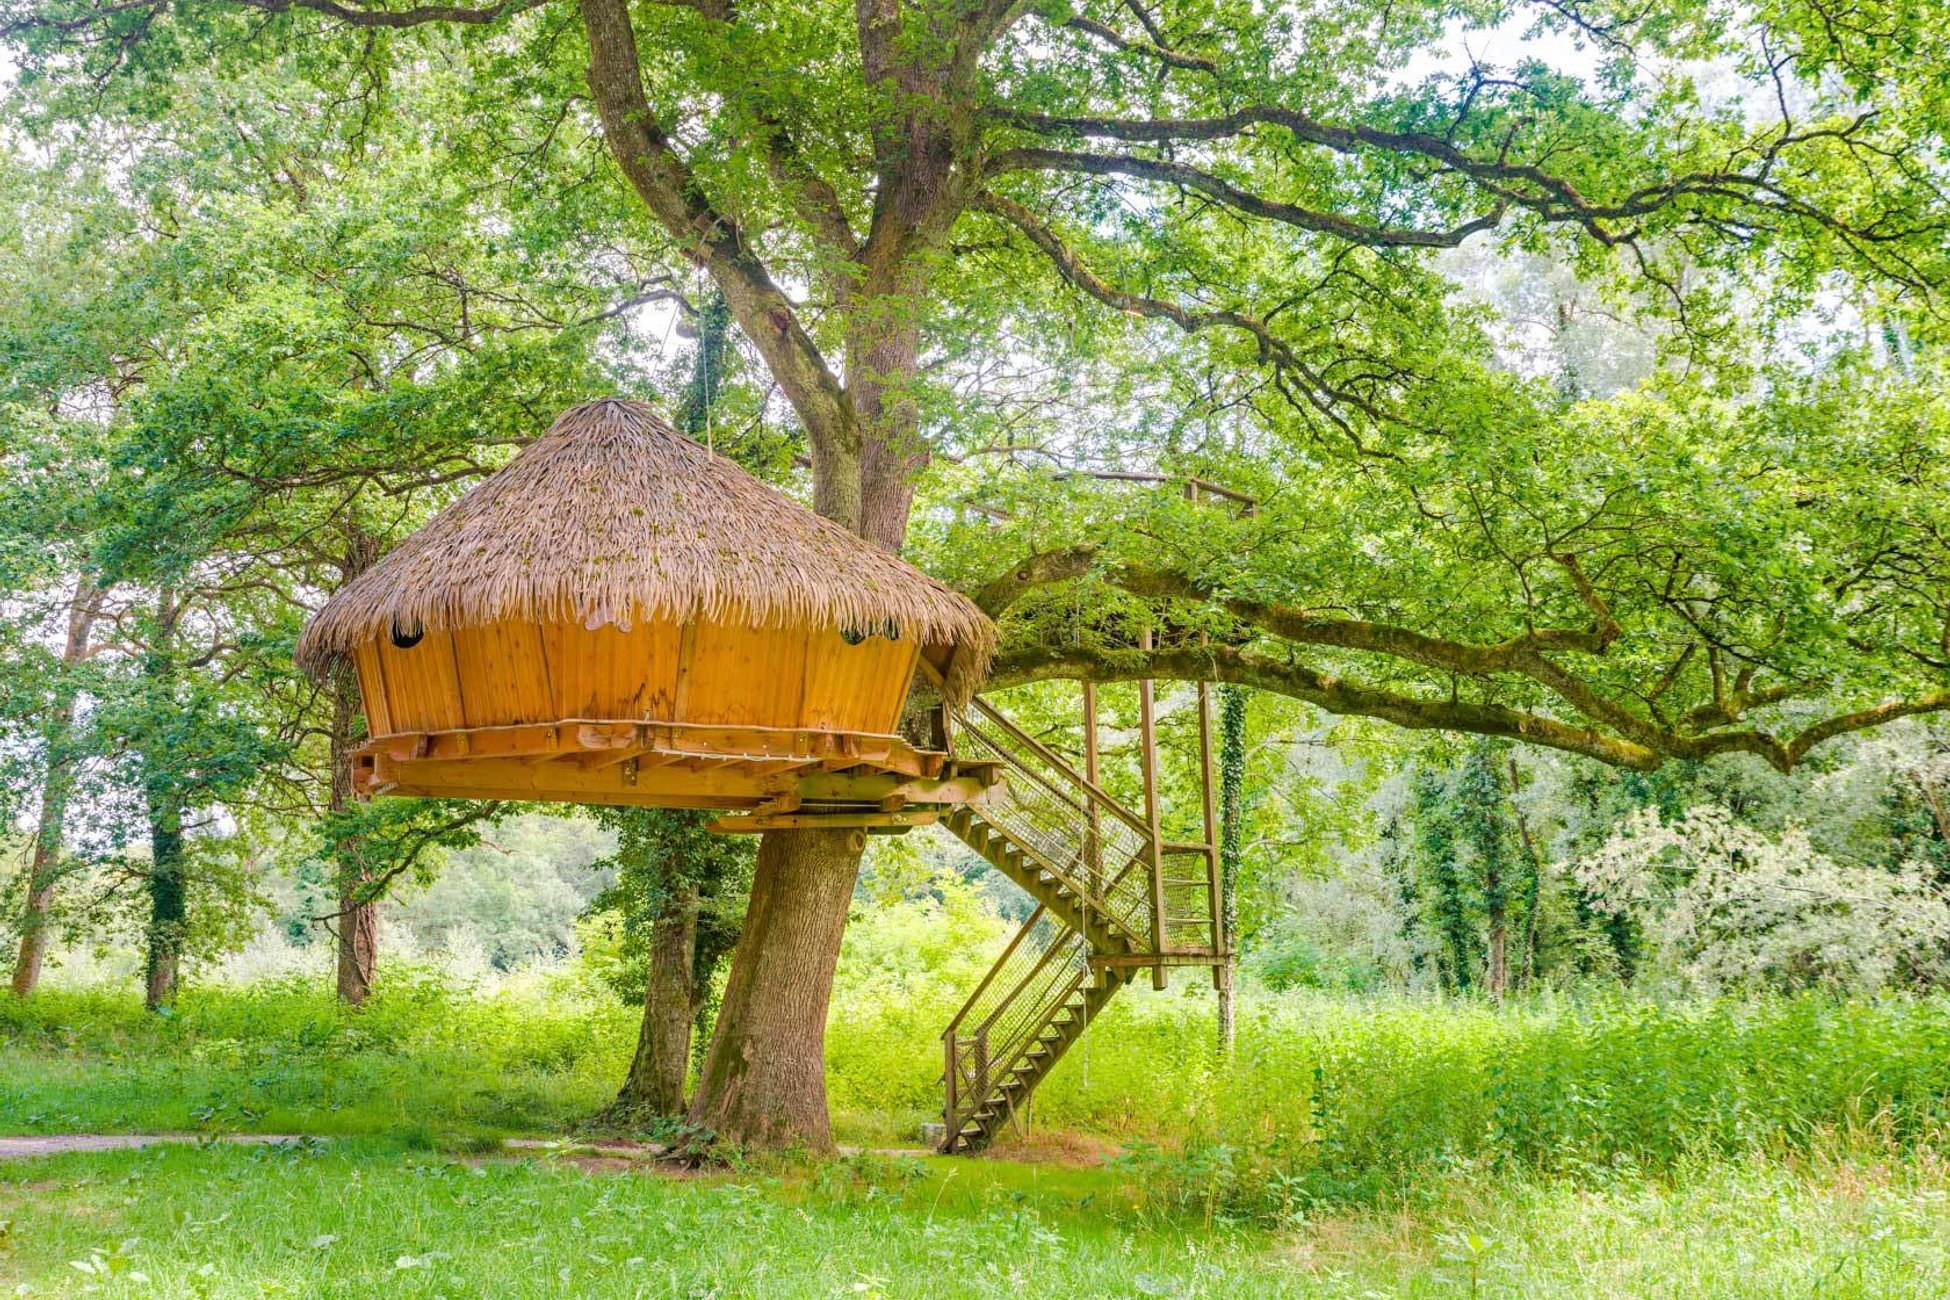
left=299, top=398, right=1232, bottom=1156
left=295, top=398, right=998, bottom=824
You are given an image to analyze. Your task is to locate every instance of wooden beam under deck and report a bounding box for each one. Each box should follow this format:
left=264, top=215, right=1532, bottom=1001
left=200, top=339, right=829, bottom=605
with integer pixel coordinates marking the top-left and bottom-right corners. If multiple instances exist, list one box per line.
left=351, top=719, right=1001, bottom=816
left=365, top=718, right=944, bottom=777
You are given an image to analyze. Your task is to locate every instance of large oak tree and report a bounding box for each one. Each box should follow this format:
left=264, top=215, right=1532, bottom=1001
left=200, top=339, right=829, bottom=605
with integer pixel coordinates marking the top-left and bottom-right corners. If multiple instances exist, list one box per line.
left=7, top=0, right=1948, bottom=1144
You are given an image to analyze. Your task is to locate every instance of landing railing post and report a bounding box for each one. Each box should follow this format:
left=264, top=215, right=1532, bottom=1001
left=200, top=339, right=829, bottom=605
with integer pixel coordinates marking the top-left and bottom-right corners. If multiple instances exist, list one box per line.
left=943, top=1032, right=959, bottom=1150
left=1198, top=678, right=1225, bottom=981
left=1083, top=682, right=1102, bottom=904
left=974, top=1034, right=990, bottom=1115
left=1138, top=628, right=1167, bottom=991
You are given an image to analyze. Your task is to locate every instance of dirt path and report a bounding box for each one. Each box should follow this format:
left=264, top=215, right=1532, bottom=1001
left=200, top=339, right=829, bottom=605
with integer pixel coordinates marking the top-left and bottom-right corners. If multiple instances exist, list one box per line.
left=0, top=1133, right=304, bottom=1159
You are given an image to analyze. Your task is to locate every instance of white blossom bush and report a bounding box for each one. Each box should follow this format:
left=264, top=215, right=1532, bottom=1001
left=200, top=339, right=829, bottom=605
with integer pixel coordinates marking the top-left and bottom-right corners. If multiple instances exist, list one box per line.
left=1574, top=805, right=1950, bottom=994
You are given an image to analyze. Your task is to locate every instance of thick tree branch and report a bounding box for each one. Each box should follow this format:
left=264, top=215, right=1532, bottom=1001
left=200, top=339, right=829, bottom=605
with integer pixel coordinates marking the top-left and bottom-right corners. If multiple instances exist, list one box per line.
left=1058, top=14, right=1218, bottom=74
left=981, top=550, right=1950, bottom=773
left=577, top=0, right=863, bottom=518
left=762, top=122, right=862, bottom=256
left=985, top=105, right=1930, bottom=258
left=988, top=147, right=1507, bottom=248
left=974, top=191, right=1399, bottom=456
left=2, top=0, right=542, bottom=34
left=990, top=640, right=1665, bottom=770
left=975, top=544, right=1100, bottom=617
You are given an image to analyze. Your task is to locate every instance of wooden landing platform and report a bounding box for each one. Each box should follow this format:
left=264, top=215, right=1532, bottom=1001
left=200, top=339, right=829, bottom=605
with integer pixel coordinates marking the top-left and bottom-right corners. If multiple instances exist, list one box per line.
left=351, top=718, right=1002, bottom=814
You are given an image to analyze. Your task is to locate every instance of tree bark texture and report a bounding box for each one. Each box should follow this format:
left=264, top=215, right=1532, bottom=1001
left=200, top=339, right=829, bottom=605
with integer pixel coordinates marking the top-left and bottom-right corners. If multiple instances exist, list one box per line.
left=332, top=526, right=383, bottom=1004
left=331, top=667, right=378, bottom=1005
left=619, top=881, right=701, bottom=1115
left=144, top=808, right=186, bottom=1011
left=143, top=590, right=186, bottom=1013
left=687, top=829, right=864, bottom=1149
left=11, top=579, right=102, bottom=998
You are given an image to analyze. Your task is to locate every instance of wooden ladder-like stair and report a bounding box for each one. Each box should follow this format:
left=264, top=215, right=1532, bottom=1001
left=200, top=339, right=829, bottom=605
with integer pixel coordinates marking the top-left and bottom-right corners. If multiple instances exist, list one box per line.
left=937, top=696, right=1211, bottom=1155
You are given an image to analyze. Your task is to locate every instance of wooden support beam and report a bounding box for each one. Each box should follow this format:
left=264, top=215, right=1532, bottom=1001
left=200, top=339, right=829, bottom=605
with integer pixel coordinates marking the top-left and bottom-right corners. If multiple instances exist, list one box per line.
left=710, top=809, right=941, bottom=833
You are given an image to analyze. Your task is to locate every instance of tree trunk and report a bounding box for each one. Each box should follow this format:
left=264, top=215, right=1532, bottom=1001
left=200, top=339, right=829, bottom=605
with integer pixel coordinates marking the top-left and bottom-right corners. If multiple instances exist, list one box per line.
left=145, top=805, right=186, bottom=1011
left=1486, top=913, right=1507, bottom=1004
left=142, top=589, right=186, bottom=1013
left=1484, top=848, right=1507, bottom=1003
left=846, top=315, right=927, bottom=552
left=1509, top=757, right=1543, bottom=989
left=618, top=881, right=700, bottom=1116
left=10, top=579, right=102, bottom=998
left=330, top=527, right=383, bottom=1004
left=336, top=901, right=378, bottom=1005
left=1216, top=684, right=1247, bottom=1054
left=688, top=829, right=863, bottom=1149
left=330, top=668, right=378, bottom=1004
left=684, top=314, right=915, bottom=1146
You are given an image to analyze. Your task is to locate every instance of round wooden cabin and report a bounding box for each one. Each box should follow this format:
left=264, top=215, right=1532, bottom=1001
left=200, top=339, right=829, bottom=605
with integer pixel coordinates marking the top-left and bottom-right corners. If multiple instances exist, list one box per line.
left=296, top=399, right=996, bottom=818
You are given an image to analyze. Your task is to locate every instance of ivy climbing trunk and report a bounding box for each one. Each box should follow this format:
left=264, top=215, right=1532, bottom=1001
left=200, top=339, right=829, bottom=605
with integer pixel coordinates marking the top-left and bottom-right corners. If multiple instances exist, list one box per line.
left=11, top=579, right=101, bottom=998
left=142, top=590, right=186, bottom=1012
left=144, top=798, right=186, bottom=1011
left=1216, top=685, right=1247, bottom=1052
left=331, top=527, right=382, bottom=1004
left=620, top=880, right=701, bottom=1115
left=687, top=828, right=863, bottom=1148
left=329, top=672, right=378, bottom=1005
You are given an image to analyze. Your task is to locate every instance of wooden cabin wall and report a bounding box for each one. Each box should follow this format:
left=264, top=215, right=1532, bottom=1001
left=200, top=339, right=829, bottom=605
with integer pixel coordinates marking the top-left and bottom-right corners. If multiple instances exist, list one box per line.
left=359, top=619, right=921, bottom=738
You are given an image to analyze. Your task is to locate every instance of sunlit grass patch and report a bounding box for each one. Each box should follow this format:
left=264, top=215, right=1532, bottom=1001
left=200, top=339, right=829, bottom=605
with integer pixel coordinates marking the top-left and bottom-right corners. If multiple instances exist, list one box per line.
left=7, top=1138, right=1950, bottom=1297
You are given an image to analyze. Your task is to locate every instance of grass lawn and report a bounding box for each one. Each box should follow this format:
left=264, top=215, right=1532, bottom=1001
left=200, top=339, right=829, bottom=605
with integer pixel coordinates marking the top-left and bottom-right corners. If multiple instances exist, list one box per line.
left=11, top=982, right=1950, bottom=1294
left=4, top=1139, right=1950, bottom=1297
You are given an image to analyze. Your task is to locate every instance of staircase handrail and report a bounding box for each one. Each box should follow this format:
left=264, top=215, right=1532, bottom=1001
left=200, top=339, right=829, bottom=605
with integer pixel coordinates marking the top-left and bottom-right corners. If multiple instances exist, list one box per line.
left=942, top=903, right=1047, bottom=1040
left=961, top=696, right=1153, bottom=840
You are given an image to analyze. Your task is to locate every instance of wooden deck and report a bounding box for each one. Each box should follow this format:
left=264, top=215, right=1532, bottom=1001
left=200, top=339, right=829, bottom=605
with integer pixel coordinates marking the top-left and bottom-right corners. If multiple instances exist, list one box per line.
left=352, top=718, right=998, bottom=813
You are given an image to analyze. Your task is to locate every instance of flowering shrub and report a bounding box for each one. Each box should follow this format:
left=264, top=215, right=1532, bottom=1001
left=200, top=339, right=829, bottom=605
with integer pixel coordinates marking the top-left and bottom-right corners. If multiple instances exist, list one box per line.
left=1574, top=805, right=1950, bottom=993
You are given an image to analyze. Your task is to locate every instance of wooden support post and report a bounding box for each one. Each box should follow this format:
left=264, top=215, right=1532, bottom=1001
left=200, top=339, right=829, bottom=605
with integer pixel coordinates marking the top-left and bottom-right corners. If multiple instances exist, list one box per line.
left=1138, top=628, right=1167, bottom=991
left=1082, top=682, right=1102, bottom=901
left=1198, top=679, right=1225, bottom=985
left=943, top=1033, right=958, bottom=1150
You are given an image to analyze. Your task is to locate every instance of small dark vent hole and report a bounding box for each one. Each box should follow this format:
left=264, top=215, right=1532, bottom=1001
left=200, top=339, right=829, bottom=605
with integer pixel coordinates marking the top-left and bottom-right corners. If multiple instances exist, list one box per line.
left=390, top=619, right=425, bottom=650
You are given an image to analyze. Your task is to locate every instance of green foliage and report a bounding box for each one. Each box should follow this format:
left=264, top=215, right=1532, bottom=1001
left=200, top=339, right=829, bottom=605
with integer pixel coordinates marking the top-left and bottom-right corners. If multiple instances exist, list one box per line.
left=0, top=971, right=636, bottom=1139
left=9, top=1136, right=1950, bottom=1297
left=12, top=968, right=1950, bottom=1238
left=580, top=809, right=755, bottom=1008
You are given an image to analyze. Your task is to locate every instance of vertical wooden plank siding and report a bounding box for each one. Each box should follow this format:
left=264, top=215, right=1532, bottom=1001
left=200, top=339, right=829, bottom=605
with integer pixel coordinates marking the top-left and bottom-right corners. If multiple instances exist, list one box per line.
left=545, top=621, right=682, bottom=720
left=351, top=615, right=923, bottom=737
left=801, top=630, right=919, bottom=733
left=375, top=632, right=465, bottom=732
left=451, top=623, right=553, bottom=727
left=679, top=622, right=811, bottom=728
left=353, top=644, right=394, bottom=738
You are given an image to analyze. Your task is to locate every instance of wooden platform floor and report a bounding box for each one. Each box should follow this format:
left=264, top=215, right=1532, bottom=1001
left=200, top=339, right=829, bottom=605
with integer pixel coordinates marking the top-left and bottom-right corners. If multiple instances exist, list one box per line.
left=353, top=718, right=998, bottom=813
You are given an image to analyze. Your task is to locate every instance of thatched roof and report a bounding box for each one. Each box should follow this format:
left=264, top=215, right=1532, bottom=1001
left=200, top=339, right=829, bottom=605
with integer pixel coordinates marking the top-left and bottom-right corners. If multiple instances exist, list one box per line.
left=297, top=399, right=994, bottom=702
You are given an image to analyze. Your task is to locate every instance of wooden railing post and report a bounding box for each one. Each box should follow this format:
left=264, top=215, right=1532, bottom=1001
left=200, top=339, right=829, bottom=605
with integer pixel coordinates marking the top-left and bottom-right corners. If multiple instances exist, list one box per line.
left=943, top=1031, right=959, bottom=1150
left=1138, top=627, right=1167, bottom=990
left=1198, top=678, right=1225, bottom=979
left=1083, top=682, right=1102, bottom=904
left=973, top=1034, right=990, bottom=1113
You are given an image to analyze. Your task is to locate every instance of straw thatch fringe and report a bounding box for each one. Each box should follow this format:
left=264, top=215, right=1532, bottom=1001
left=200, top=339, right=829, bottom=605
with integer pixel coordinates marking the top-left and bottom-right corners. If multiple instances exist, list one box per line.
left=297, top=399, right=995, bottom=703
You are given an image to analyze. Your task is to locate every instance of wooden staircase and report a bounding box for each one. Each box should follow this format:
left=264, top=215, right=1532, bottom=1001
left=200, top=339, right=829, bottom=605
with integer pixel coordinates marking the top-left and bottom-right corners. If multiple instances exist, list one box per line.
left=936, top=695, right=1223, bottom=1154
